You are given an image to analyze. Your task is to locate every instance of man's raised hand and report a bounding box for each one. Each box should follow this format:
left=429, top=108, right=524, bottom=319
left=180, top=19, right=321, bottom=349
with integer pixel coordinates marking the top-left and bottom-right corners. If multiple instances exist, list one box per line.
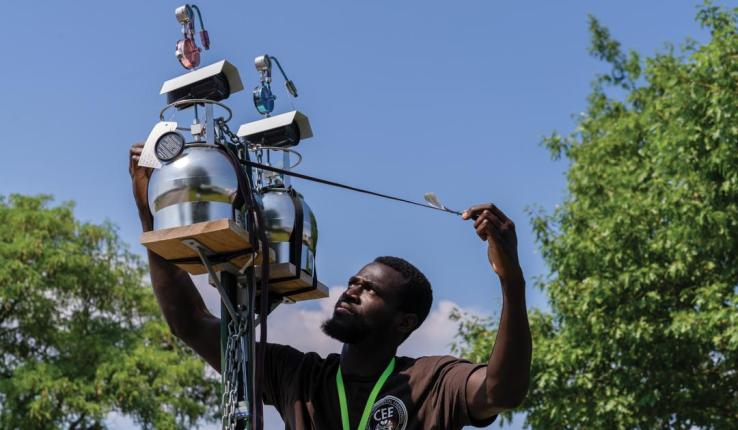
left=462, top=204, right=523, bottom=289
left=129, top=142, right=154, bottom=231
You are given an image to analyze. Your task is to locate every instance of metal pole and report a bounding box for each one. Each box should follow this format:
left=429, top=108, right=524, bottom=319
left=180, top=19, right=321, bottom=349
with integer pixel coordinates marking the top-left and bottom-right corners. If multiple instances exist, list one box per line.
left=242, top=267, right=256, bottom=430
left=205, top=103, right=215, bottom=146
left=282, top=150, right=290, bottom=188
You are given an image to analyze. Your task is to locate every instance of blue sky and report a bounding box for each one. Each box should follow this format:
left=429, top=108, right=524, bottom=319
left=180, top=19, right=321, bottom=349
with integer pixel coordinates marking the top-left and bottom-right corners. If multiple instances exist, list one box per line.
left=2, top=1, right=721, bottom=429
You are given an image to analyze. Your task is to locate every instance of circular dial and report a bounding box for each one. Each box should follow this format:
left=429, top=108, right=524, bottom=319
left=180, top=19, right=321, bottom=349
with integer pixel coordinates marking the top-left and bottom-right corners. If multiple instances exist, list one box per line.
left=155, top=132, right=185, bottom=162
left=176, top=38, right=201, bottom=70
left=253, top=84, right=275, bottom=115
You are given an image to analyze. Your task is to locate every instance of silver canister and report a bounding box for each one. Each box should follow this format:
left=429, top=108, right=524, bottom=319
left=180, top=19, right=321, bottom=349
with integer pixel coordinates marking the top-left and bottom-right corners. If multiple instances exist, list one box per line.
left=148, top=145, right=240, bottom=230
left=261, top=187, right=317, bottom=275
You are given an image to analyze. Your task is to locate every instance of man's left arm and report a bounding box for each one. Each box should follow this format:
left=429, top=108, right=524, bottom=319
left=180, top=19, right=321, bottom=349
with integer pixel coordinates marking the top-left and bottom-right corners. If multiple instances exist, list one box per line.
left=461, top=204, right=532, bottom=421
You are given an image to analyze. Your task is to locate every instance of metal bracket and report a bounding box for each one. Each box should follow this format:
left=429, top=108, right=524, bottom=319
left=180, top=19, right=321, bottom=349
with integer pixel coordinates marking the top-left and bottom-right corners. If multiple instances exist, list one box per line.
left=205, top=103, right=215, bottom=146
left=182, top=238, right=239, bottom=322
left=236, top=253, right=256, bottom=276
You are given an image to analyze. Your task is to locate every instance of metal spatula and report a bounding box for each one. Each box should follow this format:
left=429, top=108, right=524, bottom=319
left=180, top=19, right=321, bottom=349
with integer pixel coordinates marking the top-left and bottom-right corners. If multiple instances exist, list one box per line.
left=424, top=192, right=463, bottom=216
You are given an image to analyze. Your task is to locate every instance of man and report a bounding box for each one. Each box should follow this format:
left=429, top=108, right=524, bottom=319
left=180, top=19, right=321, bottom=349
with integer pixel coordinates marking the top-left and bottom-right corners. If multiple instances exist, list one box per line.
left=130, top=142, right=532, bottom=429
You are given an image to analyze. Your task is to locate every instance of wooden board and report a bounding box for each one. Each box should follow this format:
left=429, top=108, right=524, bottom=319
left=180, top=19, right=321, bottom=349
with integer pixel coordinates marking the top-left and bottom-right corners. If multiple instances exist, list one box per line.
left=140, top=219, right=261, bottom=275
left=141, top=220, right=326, bottom=302
left=256, top=262, right=329, bottom=302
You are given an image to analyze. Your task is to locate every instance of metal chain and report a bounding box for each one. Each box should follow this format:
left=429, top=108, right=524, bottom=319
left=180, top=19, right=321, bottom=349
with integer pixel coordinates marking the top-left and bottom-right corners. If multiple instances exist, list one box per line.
left=216, top=117, right=270, bottom=188
left=255, top=148, right=265, bottom=189
left=221, top=319, right=239, bottom=429
left=221, top=317, right=252, bottom=429
left=216, top=117, right=242, bottom=147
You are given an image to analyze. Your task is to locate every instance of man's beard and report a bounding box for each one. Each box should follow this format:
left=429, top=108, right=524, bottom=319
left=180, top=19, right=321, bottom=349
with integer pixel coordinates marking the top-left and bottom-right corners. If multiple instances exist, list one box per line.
left=321, top=312, right=371, bottom=344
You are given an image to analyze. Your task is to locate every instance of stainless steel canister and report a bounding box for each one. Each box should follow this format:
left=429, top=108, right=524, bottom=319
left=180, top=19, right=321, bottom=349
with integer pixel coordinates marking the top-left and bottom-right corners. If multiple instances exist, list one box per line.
left=148, top=145, right=240, bottom=230
left=261, top=187, right=317, bottom=275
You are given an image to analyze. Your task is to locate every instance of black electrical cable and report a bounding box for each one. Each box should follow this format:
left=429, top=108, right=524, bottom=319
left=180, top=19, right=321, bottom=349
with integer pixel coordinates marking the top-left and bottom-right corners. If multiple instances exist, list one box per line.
left=191, top=5, right=203, bottom=27
left=222, top=144, right=270, bottom=430
left=240, top=160, right=455, bottom=214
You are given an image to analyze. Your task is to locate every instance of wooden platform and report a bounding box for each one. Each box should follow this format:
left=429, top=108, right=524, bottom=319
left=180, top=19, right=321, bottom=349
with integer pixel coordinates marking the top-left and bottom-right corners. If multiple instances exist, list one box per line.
left=141, top=219, right=328, bottom=302
left=140, top=219, right=261, bottom=275
left=256, top=262, right=329, bottom=302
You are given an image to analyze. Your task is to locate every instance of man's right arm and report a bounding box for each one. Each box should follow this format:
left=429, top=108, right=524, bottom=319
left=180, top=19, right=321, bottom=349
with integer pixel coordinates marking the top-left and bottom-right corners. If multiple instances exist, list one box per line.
left=130, top=142, right=222, bottom=372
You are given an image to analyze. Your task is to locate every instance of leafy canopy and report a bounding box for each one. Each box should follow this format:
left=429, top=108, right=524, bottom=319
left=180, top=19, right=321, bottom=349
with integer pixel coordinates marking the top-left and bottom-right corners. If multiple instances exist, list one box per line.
left=453, top=4, right=738, bottom=429
left=0, top=194, right=219, bottom=430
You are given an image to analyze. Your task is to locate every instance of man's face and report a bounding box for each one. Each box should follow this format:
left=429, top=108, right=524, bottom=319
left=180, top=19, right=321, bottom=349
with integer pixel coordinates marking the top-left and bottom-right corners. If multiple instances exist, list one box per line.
left=321, top=262, right=407, bottom=344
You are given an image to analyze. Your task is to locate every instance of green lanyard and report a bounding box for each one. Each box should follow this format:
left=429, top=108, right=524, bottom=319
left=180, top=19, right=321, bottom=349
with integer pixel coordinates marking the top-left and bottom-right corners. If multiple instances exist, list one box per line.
left=336, top=357, right=396, bottom=430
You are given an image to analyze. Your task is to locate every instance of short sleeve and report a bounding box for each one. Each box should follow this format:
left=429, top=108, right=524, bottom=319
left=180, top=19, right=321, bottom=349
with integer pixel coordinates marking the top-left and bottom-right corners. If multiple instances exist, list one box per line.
left=426, top=357, right=497, bottom=428
left=259, top=343, right=306, bottom=408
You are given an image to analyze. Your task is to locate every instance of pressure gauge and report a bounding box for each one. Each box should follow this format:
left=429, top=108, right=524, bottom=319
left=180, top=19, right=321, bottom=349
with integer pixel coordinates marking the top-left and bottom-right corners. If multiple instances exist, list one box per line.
left=253, top=84, right=275, bottom=115
left=155, top=132, right=185, bottom=162
left=176, top=38, right=201, bottom=69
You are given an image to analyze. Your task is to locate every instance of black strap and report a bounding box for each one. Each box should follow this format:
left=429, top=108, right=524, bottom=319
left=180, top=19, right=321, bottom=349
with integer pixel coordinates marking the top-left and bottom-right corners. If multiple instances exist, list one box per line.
left=260, top=186, right=322, bottom=297
left=288, top=187, right=304, bottom=271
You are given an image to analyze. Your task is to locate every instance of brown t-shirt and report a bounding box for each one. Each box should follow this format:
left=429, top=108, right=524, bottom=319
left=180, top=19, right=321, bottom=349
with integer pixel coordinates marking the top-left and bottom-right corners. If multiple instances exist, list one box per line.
left=262, top=343, right=497, bottom=430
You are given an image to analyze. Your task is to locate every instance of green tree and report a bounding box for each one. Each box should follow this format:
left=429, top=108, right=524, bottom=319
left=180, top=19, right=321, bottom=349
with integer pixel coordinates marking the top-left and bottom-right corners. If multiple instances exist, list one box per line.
left=0, top=194, right=219, bottom=429
left=452, top=4, right=738, bottom=429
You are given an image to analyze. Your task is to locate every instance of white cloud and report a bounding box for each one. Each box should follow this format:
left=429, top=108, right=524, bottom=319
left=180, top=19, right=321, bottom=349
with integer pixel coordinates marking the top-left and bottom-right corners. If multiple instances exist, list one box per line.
left=398, top=299, right=465, bottom=358
left=262, top=286, right=343, bottom=356
left=193, top=277, right=488, bottom=358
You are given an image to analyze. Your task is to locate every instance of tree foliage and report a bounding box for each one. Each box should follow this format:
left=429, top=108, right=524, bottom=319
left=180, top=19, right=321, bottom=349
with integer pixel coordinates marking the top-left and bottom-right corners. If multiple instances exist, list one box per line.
left=453, top=4, right=738, bottom=429
left=0, top=195, right=219, bottom=429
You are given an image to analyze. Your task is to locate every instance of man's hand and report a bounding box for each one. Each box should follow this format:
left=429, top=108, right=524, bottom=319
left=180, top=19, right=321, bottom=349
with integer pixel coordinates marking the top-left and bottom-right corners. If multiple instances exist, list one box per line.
left=129, top=142, right=154, bottom=231
left=463, top=204, right=531, bottom=421
left=462, top=204, right=523, bottom=288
